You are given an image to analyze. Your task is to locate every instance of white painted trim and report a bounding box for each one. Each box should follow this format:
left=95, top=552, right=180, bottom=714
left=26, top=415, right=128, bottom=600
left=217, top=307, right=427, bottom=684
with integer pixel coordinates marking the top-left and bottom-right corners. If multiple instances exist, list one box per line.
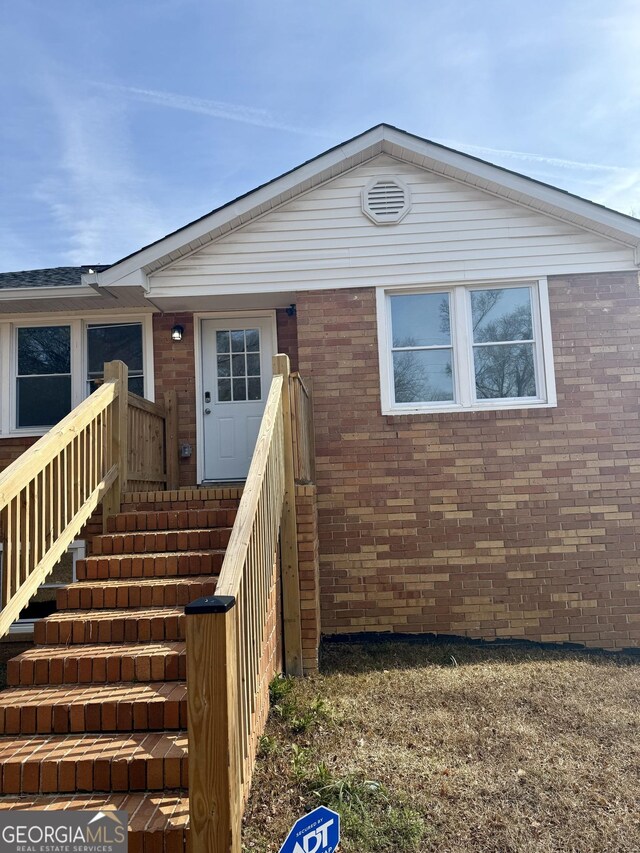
left=376, top=278, right=557, bottom=416
left=146, top=260, right=639, bottom=301
left=0, top=285, right=100, bottom=300
left=1, top=313, right=154, bottom=437
left=193, top=309, right=277, bottom=484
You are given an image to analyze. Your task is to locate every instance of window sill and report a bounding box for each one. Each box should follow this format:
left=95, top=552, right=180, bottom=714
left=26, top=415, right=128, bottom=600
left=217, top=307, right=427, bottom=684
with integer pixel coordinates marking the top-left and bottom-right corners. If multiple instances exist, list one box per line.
left=381, top=399, right=556, bottom=416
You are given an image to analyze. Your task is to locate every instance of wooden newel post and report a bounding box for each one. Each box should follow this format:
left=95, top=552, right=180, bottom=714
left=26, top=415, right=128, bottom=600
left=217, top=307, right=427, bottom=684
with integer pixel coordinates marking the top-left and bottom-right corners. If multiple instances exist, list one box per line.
left=272, top=354, right=304, bottom=677
left=186, top=597, right=241, bottom=853
left=102, top=360, right=128, bottom=531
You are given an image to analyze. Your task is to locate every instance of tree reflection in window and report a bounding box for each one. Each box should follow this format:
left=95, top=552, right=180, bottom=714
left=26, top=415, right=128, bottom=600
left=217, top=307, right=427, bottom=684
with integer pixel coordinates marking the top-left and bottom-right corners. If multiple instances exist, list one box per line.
left=471, top=288, right=536, bottom=399
left=390, top=293, right=454, bottom=403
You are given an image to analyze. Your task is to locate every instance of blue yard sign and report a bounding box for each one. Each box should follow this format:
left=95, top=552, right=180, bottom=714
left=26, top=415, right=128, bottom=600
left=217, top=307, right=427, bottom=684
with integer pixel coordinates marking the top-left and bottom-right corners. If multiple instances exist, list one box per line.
left=279, top=805, right=340, bottom=853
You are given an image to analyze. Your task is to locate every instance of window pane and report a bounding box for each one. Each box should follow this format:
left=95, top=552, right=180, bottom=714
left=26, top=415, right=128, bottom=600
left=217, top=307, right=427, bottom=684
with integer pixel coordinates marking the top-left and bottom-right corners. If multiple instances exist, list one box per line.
left=87, top=324, right=143, bottom=373
left=18, top=326, right=70, bottom=375
left=246, top=353, right=260, bottom=376
left=218, top=378, right=231, bottom=402
left=217, top=355, right=231, bottom=378
left=471, top=288, right=533, bottom=343
left=216, top=330, right=230, bottom=354
left=231, top=330, right=245, bottom=353
left=128, top=376, right=144, bottom=396
left=233, top=378, right=247, bottom=400
left=390, top=293, right=451, bottom=347
left=231, top=354, right=245, bottom=377
left=245, top=329, right=260, bottom=351
left=248, top=377, right=261, bottom=400
left=17, top=376, right=72, bottom=427
left=474, top=343, right=537, bottom=399
left=393, top=350, right=454, bottom=403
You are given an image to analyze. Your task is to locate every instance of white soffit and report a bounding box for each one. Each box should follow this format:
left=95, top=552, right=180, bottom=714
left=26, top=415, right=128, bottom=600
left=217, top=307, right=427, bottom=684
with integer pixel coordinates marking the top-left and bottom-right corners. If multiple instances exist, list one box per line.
left=93, top=124, right=640, bottom=289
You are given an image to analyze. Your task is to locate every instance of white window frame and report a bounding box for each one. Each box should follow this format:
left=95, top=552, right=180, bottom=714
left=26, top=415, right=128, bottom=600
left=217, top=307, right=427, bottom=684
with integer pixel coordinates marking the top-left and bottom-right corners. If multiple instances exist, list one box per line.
left=0, top=313, right=154, bottom=436
left=376, top=278, right=557, bottom=415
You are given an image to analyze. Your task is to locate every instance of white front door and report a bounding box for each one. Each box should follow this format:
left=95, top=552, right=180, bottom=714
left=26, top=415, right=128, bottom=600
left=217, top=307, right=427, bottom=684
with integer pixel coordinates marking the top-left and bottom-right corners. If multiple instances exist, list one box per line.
left=201, top=316, right=275, bottom=481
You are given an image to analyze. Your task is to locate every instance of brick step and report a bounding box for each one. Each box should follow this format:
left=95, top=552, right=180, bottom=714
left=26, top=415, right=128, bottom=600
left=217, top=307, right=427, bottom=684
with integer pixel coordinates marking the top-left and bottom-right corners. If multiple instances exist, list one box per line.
left=34, top=608, right=186, bottom=646
left=0, top=683, right=186, bottom=735
left=122, top=487, right=242, bottom=513
left=57, top=576, right=217, bottom=611
left=7, top=643, right=186, bottom=687
left=107, top=507, right=237, bottom=533
left=76, top=550, right=224, bottom=580
left=92, top=527, right=232, bottom=556
left=0, top=732, right=187, bottom=794
left=0, top=793, right=189, bottom=853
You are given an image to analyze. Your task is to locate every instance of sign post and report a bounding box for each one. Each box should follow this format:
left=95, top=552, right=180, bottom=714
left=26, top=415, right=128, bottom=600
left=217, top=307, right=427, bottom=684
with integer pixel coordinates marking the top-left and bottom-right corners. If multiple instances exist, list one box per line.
left=279, top=806, right=340, bottom=853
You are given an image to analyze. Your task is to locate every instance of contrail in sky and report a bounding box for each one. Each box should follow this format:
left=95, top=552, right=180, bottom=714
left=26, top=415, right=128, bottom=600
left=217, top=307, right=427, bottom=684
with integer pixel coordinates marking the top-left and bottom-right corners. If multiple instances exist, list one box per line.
left=98, top=83, right=329, bottom=137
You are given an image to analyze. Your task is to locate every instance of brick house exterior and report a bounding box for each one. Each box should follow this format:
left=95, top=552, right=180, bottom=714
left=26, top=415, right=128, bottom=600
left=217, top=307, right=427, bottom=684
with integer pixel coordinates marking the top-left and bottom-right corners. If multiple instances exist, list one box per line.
left=1, top=124, right=639, bottom=651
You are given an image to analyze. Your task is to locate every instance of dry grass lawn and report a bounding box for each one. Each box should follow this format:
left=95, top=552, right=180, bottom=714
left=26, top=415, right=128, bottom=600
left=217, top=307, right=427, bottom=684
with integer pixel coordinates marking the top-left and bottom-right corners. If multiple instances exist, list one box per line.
left=243, top=640, right=640, bottom=853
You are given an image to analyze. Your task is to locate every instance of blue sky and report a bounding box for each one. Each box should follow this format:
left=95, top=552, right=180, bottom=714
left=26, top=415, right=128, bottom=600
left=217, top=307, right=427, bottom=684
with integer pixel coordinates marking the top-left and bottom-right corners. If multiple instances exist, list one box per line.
left=2, top=0, right=640, bottom=271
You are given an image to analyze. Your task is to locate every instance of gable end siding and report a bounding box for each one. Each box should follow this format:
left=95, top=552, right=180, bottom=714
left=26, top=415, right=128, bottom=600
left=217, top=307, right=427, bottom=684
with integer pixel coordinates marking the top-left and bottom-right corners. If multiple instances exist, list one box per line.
left=149, top=155, right=637, bottom=296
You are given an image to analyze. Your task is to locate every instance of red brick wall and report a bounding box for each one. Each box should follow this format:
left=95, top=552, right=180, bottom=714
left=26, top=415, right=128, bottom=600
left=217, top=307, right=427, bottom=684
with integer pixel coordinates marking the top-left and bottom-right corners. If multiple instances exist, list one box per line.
left=296, top=485, right=321, bottom=673
left=276, top=307, right=299, bottom=371
left=0, top=437, right=39, bottom=474
left=296, top=273, right=640, bottom=651
left=153, top=312, right=198, bottom=487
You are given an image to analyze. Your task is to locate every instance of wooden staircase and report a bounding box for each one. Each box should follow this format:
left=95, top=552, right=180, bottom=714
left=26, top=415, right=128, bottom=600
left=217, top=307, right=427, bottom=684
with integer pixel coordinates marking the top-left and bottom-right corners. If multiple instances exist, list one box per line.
left=0, top=488, right=241, bottom=851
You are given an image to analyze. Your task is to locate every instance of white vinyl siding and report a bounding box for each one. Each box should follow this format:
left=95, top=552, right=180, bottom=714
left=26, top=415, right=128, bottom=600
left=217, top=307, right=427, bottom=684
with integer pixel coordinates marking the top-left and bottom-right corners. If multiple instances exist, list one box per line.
left=149, top=155, right=636, bottom=296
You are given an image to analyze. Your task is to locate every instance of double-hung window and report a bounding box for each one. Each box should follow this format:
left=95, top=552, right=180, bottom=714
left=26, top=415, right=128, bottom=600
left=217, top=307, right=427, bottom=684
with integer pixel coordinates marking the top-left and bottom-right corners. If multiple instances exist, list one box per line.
left=16, top=325, right=73, bottom=428
left=5, top=316, right=151, bottom=433
left=378, top=280, right=556, bottom=414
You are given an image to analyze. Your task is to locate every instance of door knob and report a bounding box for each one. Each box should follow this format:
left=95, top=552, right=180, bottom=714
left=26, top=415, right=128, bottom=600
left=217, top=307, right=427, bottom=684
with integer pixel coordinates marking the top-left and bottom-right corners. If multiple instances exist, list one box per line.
left=204, top=408, right=211, bottom=415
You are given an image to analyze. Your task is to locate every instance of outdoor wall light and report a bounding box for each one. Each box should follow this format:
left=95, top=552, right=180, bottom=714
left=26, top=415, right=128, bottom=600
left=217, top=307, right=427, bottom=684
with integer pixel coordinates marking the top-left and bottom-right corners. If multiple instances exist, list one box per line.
left=171, top=324, right=184, bottom=342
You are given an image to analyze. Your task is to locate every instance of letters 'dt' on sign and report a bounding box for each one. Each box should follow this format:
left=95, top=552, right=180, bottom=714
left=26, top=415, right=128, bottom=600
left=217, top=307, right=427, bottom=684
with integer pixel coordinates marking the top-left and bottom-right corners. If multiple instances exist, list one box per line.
left=279, top=805, right=340, bottom=853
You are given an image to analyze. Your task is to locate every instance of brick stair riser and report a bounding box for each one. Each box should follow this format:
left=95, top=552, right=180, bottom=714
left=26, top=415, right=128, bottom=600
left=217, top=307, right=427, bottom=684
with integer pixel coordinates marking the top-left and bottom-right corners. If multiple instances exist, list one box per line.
left=92, top=528, right=231, bottom=556
left=34, top=613, right=186, bottom=646
left=107, top=508, right=237, bottom=533
left=0, top=695, right=186, bottom=736
left=7, top=646, right=186, bottom=687
left=0, top=796, right=189, bottom=853
left=76, top=551, right=224, bottom=580
left=0, top=747, right=188, bottom=795
left=57, top=578, right=217, bottom=611
left=122, top=497, right=240, bottom=513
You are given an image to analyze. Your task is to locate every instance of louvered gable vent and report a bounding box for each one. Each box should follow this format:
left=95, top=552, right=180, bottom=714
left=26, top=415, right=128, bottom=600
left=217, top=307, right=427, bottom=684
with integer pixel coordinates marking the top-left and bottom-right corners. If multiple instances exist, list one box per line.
left=362, top=176, right=411, bottom=224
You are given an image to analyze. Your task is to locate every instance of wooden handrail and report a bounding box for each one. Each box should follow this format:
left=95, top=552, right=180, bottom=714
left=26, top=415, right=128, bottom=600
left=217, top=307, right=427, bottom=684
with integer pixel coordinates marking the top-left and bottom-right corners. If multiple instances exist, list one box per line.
left=0, top=360, right=180, bottom=639
left=0, top=379, right=119, bottom=638
left=186, top=353, right=306, bottom=853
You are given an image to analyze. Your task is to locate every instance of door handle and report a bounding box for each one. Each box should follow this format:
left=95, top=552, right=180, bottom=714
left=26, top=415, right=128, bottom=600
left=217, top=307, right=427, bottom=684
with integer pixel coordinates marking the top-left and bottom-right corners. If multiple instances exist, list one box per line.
left=204, top=408, right=211, bottom=415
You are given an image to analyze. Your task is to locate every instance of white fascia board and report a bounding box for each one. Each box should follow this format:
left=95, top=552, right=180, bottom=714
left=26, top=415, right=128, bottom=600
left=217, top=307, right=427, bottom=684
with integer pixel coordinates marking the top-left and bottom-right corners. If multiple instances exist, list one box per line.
left=382, top=128, right=640, bottom=248
left=0, top=285, right=100, bottom=301
left=94, top=128, right=387, bottom=287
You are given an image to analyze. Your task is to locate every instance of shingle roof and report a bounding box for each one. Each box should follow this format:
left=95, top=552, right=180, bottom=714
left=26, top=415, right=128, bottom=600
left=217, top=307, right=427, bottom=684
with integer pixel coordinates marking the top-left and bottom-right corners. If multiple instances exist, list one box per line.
left=0, top=266, right=107, bottom=290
